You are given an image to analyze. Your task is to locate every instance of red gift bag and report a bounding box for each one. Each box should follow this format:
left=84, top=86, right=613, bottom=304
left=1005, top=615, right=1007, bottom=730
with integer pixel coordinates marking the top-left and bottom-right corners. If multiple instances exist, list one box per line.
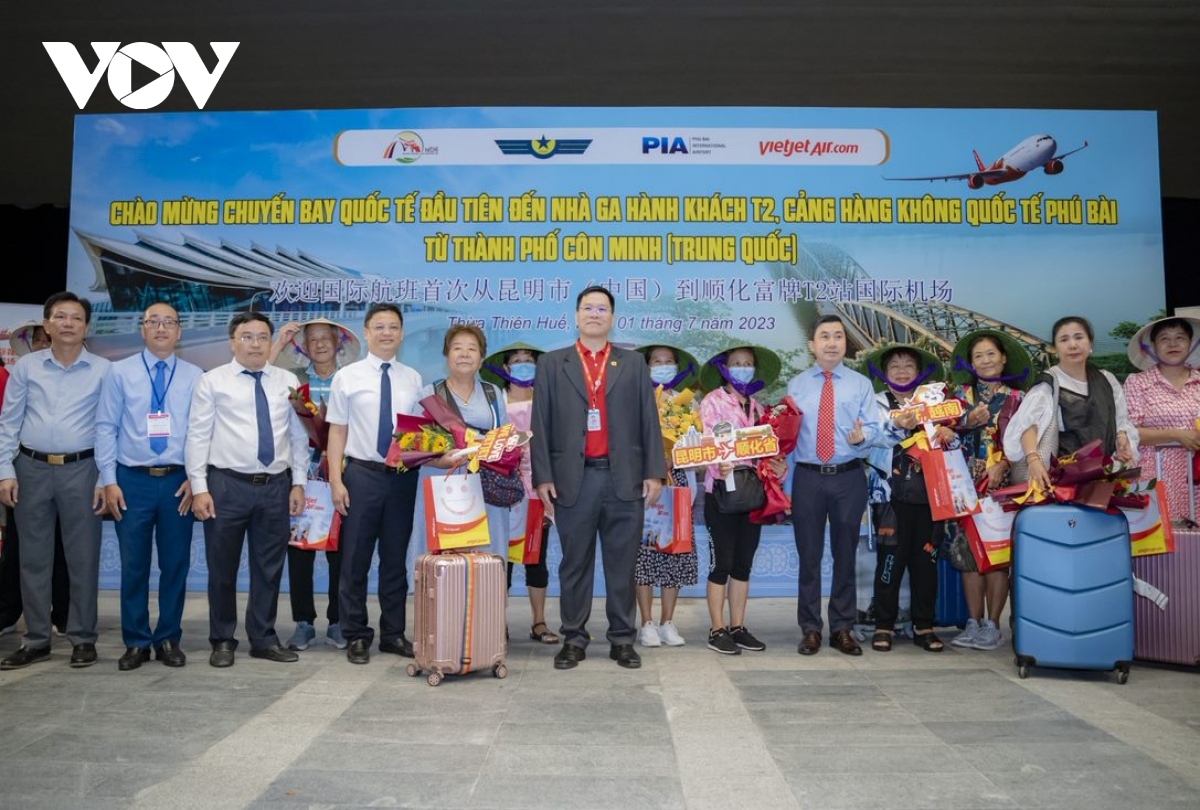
left=960, top=496, right=1014, bottom=572
left=1122, top=483, right=1176, bottom=557
left=507, top=497, right=547, bottom=565
left=918, top=446, right=981, bottom=522
left=642, top=486, right=694, bottom=554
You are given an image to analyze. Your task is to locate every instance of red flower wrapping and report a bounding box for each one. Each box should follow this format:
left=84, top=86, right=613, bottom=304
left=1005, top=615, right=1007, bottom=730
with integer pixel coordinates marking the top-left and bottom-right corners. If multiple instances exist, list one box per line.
left=288, top=384, right=329, bottom=451
left=750, top=396, right=802, bottom=525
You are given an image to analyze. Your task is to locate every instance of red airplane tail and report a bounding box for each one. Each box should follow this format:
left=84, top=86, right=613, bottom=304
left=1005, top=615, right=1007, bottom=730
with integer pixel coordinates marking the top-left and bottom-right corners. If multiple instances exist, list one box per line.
left=973, top=149, right=986, bottom=171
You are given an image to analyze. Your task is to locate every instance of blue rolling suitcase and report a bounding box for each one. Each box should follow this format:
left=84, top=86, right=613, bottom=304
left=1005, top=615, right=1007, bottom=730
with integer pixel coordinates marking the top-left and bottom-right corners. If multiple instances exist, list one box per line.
left=1012, top=503, right=1134, bottom=683
left=935, top=556, right=970, bottom=629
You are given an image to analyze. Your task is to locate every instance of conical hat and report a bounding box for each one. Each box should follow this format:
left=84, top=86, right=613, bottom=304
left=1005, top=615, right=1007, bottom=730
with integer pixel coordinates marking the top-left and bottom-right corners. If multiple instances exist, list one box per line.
left=8, top=320, right=45, bottom=357
left=481, top=341, right=544, bottom=388
left=861, top=343, right=945, bottom=394
left=699, top=344, right=782, bottom=393
left=272, top=318, right=361, bottom=371
left=1126, top=316, right=1200, bottom=371
left=949, top=329, right=1034, bottom=390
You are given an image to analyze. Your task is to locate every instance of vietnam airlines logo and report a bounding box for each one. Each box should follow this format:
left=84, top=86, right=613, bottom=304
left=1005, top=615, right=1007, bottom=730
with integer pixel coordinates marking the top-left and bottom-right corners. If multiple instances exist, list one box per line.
left=495, top=135, right=592, bottom=159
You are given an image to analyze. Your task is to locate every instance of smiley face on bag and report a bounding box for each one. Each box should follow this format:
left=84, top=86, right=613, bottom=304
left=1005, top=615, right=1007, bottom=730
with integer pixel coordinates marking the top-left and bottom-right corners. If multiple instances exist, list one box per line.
left=439, top=476, right=482, bottom=517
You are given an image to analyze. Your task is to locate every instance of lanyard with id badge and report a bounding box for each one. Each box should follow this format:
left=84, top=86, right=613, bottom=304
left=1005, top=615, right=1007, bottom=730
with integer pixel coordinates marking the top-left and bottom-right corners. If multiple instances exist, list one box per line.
left=143, top=354, right=177, bottom=448
left=576, top=342, right=610, bottom=432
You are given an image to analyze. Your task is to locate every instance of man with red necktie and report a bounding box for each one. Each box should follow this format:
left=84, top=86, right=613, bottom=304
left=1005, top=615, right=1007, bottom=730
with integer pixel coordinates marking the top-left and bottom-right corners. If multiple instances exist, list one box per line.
left=787, top=315, right=898, bottom=656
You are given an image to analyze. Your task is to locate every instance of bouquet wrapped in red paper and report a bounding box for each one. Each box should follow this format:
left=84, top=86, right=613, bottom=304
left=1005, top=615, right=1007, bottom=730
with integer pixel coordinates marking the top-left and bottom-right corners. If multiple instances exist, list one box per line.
left=750, top=396, right=802, bottom=525
left=288, top=384, right=329, bottom=451
left=385, top=394, right=525, bottom=474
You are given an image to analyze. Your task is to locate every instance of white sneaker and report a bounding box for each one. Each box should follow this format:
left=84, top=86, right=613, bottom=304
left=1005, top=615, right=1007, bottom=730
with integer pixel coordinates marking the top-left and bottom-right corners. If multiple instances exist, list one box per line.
left=658, top=621, right=685, bottom=646
left=951, top=618, right=980, bottom=648
left=971, top=619, right=1004, bottom=651
left=0, top=623, right=18, bottom=637
left=638, top=621, right=662, bottom=647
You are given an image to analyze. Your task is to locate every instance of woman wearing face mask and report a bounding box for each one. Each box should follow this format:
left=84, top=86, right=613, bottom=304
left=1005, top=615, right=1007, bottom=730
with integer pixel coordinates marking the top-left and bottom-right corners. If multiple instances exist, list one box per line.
left=481, top=342, right=559, bottom=644
left=1123, top=316, right=1200, bottom=520
left=945, top=329, right=1033, bottom=651
left=863, top=344, right=951, bottom=652
left=631, top=344, right=701, bottom=648
left=1004, top=316, right=1138, bottom=492
left=698, top=345, right=784, bottom=655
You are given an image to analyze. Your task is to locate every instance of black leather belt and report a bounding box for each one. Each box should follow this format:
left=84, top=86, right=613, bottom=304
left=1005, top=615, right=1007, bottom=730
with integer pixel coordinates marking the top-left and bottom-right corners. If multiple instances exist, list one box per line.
left=347, top=456, right=404, bottom=474
left=210, top=467, right=289, bottom=485
left=123, top=464, right=185, bottom=477
left=794, top=459, right=862, bottom=476
left=584, top=456, right=610, bottom=469
left=19, top=446, right=95, bottom=465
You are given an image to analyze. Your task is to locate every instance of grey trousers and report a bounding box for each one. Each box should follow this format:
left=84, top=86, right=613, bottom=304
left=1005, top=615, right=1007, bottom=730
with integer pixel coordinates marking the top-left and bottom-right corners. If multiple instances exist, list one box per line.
left=553, top=466, right=643, bottom=648
left=12, top=454, right=102, bottom=649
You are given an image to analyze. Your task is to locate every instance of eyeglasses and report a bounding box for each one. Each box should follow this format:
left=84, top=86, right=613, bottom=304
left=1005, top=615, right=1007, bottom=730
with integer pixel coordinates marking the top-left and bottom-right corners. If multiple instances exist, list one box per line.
left=236, top=334, right=272, bottom=344
left=143, top=318, right=180, bottom=329
left=49, top=312, right=86, bottom=324
left=579, top=305, right=611, bottom=316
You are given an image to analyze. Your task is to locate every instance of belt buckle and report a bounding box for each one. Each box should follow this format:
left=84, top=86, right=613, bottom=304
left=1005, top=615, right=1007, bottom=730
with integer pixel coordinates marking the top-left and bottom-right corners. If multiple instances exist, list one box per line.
left=47, top=453, right=66, bottom=466
left=819, top=464, right=837, bottom=476
left=149, top=467, right=168, bottom=477
left=251, top=473, right=270, bottom=485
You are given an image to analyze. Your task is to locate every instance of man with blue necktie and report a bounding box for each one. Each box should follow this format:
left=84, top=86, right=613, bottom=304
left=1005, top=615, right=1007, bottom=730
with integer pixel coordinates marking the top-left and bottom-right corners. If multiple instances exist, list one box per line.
left=185, top=312, right=309, bottom=668
left=96, top=303, right=203, bottom=670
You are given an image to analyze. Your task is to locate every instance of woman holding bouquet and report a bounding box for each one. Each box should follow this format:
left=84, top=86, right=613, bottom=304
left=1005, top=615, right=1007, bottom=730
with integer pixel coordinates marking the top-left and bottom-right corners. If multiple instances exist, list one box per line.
left=632, top=344, right=701, bottom=648
left=945, top=329, right=1032, bottom=651
left=864, top=344, right=950, bottom=653
left=698, top=345, right=784, bottom=655
left=1004, top=316, right=1138, bottom=491
left=1123, top=315, right=1200, bottom=520
left=481, top=342, right=559, bottom=645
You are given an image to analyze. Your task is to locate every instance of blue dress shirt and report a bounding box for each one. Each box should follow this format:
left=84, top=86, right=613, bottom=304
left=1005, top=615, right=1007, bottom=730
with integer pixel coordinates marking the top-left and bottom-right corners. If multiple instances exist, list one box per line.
left=787, top=362, right=888, bottom=465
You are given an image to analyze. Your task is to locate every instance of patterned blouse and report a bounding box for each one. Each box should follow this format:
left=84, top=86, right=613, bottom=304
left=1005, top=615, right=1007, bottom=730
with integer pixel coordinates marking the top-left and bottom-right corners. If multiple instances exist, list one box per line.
left=698, top=386, right=763, bottom=493
left=1124, top=365, right=1200, bottom=521
left=951, top=381, right=1023, bottom=484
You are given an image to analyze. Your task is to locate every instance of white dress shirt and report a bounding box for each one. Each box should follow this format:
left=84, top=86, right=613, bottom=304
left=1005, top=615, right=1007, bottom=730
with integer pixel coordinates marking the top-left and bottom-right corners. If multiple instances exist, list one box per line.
left=326, top=353, right=423, bottom=463
left=185, top=360, right=309, bottom=495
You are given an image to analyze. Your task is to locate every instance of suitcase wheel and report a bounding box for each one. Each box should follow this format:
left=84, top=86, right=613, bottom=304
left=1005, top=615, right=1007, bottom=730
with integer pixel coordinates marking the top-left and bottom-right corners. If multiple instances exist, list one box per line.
left=493, top=663, right=508, bottom=679
left=1116, top=664, right=1130, bottom=685
left=1017, top=663, right=1030, bottom=679
left=427, top=671, right=443, bottom=687
left=405, top=663, right=420, bottom=678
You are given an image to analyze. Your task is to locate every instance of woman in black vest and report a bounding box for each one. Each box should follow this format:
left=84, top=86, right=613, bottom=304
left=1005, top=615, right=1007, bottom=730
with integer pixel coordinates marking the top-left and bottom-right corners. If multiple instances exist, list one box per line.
left=1003, top=316, right=1138, bottom=490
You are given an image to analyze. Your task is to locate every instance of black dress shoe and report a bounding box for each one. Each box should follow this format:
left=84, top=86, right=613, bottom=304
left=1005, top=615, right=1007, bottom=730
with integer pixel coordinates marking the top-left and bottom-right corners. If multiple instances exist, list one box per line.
left=249, top=644, right=299, bottom=663
left=609, top=644, right=642, bottom=669
left=155, top=641, right=187, bottom=668
left=118, top=647, right=151, bottom=671
left=378, top=636, right=414, bottom=658
left=0, top=645, right=51, bottom=670
left=70, top=643, right=98, bottom=668
left=830, top=629, right=863, bottom=656
left=347, top=638, right=370, bottom=665
left=798, top=630, right=822, bottom=656
left=209, top=641, right=236, bottom=668
left=553, top=643, right=586, bottom=670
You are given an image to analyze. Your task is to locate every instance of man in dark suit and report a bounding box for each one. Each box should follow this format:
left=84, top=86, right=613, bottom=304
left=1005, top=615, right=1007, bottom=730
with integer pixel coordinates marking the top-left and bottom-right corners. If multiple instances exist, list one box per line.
left=530, top=285, right=666, bottom=671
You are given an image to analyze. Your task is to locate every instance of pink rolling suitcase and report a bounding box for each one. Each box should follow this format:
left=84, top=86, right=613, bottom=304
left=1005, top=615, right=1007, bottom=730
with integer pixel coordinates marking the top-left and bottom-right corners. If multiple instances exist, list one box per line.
left=406, top=551, right=508, bottom=686
left=1132, top=457, right=1200, bottom=668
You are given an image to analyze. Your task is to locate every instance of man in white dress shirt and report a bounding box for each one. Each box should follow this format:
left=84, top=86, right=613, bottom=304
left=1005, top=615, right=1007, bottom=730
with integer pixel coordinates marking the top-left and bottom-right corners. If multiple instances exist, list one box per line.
left=185, top=312, right=308, bottom=667
left=325, top=303, right=423, bottom=665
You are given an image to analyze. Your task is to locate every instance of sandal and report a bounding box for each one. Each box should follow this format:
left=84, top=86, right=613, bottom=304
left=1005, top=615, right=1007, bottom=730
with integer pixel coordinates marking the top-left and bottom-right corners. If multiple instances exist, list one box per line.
left=913, top=631, right=945, bottom=652
left=871, top=630, right=893, bottom=652
left=529, top=623, right=560, bottom=644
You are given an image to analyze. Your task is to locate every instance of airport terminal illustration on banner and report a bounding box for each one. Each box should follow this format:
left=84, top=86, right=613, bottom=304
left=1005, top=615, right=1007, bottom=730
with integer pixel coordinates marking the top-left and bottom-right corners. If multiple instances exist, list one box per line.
left=885, top=133, right=1089, bottom=189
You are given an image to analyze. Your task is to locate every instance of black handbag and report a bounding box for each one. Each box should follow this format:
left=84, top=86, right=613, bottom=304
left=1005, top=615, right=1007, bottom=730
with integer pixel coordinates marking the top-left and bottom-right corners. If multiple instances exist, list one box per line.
left=712, top=467, right=766, bottom=514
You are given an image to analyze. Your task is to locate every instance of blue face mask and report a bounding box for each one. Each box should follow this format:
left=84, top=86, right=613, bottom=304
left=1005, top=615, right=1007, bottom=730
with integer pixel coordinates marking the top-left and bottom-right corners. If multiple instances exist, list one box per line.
left=728, top=366, right=756, bottom=385
left=508, top=362, right=536, bottom=382
left=649, top=365, right=677, bottom=385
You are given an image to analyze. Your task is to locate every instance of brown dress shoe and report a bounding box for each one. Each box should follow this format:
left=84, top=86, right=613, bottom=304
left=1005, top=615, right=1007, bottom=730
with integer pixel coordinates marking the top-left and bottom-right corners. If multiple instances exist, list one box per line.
left=797, top=630, right=822, bottom=656
left=830, top=629, right=863, bottom=656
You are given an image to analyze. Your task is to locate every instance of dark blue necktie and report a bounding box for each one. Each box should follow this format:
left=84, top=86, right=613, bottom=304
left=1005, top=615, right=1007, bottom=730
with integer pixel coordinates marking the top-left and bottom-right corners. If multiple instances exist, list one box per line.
left=150, top=360, right=168, bottom=455
left=377, top=362, right=392, bottom=459
left=243, top=369, right=275, bottom=467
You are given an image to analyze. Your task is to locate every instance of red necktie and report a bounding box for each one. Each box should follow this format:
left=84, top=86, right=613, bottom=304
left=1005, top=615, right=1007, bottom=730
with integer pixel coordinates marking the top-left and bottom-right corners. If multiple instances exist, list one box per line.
left=816, top=370, right=835, bottom=462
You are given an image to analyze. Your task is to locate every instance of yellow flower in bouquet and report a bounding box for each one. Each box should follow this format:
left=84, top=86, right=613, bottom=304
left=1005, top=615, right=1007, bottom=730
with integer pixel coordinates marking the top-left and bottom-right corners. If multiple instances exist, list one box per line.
left=656, top=386, right=703, bottom=463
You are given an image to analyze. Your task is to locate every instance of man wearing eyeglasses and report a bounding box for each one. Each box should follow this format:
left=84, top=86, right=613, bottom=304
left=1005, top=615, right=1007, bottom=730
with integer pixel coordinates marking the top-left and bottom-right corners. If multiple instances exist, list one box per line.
left=530, top=285, right=666, bottom=671
left=325, top=304, right=423, bottom=664
left=185, top=312, right=309, bottom=667
left=0, top=292, right=110, bottom=670
left=95, top=303, right=203, bottom=670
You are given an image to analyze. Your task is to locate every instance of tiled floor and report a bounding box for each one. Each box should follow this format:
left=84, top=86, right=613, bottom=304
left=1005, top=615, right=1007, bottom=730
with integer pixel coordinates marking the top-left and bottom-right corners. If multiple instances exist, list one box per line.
left=1, top=593, right=1198, bottom=809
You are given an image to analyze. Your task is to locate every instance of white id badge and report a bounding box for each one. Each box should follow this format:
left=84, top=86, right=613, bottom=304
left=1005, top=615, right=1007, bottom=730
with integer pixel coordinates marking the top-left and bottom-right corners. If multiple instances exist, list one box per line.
left=147, top=412, right=172, bottom=438
left=587, top=408, right=601, bottom=432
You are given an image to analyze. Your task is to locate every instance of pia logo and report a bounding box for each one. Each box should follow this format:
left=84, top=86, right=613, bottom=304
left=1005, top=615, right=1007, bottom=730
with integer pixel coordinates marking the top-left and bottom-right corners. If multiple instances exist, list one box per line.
left=43, top=42, right=239, bottom=110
